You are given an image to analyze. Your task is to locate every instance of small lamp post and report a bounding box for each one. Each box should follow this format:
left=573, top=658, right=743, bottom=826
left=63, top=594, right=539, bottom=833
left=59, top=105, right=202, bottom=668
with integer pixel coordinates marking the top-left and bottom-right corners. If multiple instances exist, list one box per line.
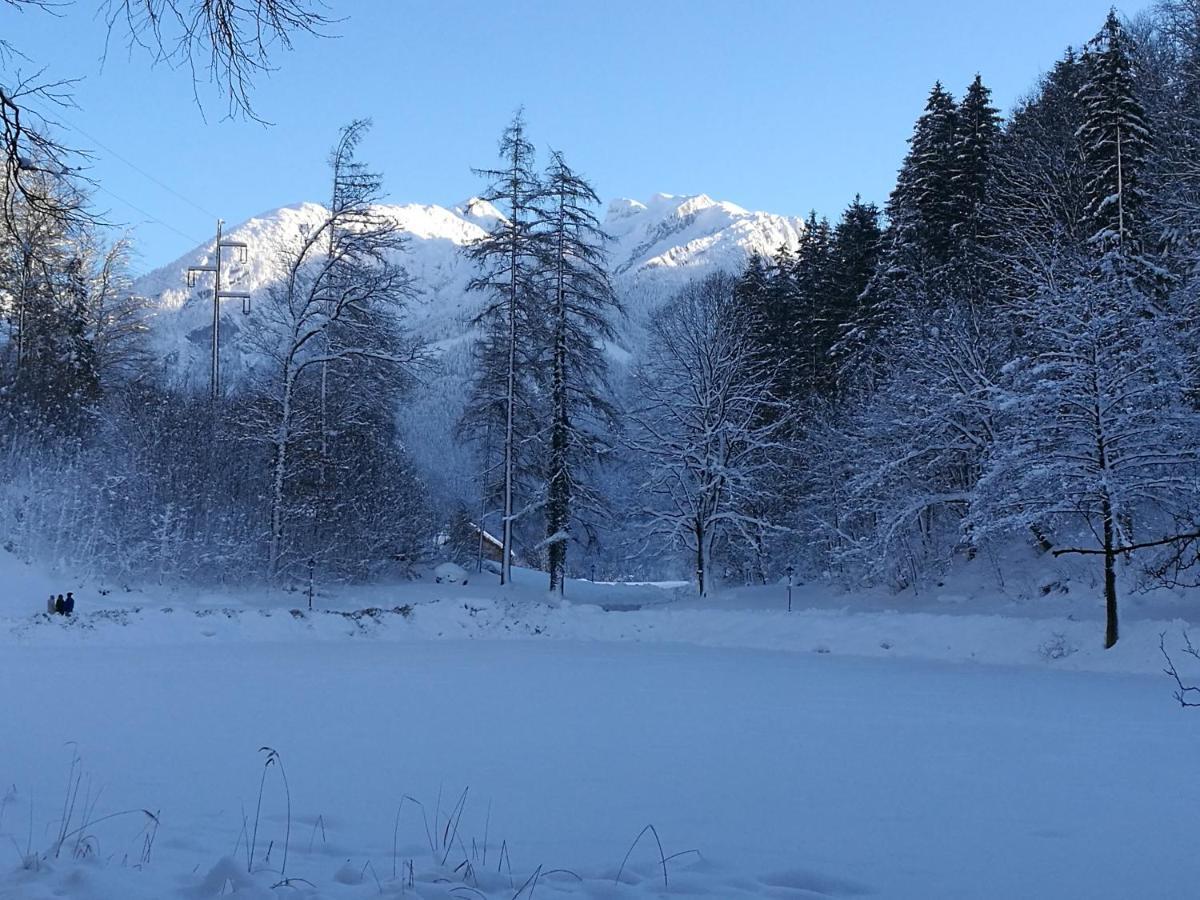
left=786, top=565, right=795, bottom=613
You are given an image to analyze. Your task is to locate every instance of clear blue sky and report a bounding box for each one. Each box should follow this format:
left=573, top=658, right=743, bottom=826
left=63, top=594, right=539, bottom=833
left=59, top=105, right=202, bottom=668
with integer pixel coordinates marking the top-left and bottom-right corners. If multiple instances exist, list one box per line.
left=5, top=0, right=1152, bottom=271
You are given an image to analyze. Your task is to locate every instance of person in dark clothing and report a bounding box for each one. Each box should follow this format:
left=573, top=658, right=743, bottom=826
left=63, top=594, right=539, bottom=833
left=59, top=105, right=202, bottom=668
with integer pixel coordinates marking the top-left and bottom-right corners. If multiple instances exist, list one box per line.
left=63, top=592, right=75, bottom=615
left=54, top=594, right=65, bottom=614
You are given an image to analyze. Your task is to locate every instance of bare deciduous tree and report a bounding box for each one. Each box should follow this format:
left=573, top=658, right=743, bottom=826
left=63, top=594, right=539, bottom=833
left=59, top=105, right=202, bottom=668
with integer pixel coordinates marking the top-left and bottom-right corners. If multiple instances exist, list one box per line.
left=82, top=234, right=154, bottom=383
left=630, top=272, right=794, bottom=597
left=1161, top=631, right=1200, bottom=707
left=239, top=121, right=420, bottom=579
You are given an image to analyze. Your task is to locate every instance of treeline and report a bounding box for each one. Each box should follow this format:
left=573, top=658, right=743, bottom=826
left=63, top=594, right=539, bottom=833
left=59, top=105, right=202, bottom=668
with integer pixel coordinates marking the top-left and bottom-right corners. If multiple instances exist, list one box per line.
left=721, top=5, right=1200, bottom=645
left=3, top=2, right=1200, bottom=647
left=0, top=122, right=431, bottom=585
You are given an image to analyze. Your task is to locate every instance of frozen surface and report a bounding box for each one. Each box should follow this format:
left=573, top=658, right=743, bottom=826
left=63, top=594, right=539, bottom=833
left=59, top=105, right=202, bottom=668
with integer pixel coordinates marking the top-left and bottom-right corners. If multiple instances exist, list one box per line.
left=5, top=549, right=1200, bottom=897
left=3, top=604, right=1200, bottom=898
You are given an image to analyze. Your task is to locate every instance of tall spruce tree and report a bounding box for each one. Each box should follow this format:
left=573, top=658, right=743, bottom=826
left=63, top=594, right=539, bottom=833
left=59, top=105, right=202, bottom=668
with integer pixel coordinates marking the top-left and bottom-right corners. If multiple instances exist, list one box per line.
left=851, top=82, right=961, bottom=386
left=847, top=84, right=961, bottom=393
left=541, top=150, right=621, bottom=595
left=462, top=111, right=548, bottom=585
left=950, top=74, right=1001, bottom=303
left=888, top=82, right=960, bottom=283
left=792, top=213, right=835, bottom=400
left=1077, top=10, right=1153, bottom=251
left=826, top=195, right=882, bottom=396
left=741, top=245, right=798, bottom=399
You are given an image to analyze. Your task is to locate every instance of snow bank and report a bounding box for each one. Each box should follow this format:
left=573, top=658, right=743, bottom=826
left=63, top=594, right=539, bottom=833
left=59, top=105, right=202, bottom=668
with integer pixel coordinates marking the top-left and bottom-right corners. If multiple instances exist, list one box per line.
left=3, top=592, right=1195, bottom=677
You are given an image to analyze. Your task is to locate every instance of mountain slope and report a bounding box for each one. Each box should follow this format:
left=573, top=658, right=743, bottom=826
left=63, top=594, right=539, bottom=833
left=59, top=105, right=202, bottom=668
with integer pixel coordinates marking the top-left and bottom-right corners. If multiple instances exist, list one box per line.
left=126, top=191, right=804, bottom=520
left=607, top=193, right=802, bottom=283
left=133, top=192, right=804, bottom=390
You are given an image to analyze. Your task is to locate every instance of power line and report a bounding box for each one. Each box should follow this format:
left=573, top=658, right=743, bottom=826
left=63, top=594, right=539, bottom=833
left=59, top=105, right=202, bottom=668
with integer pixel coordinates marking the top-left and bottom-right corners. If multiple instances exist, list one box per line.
left=66, top=119, right=220, bottom=220
left=93, top=183, right=206, bottom=246
left=21, top=99, right=220, bottom=221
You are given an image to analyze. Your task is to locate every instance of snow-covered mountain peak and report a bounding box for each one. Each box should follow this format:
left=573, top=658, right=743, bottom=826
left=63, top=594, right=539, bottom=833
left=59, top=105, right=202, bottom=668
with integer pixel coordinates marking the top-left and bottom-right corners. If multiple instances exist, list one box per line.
left=602, top=191, right=804, bottom=283
left=605, top=197, right=648, bottom=221
left=454, top=197, right=506, bottom=229
left=385, top=203, right=490, bottom=243
left=131, top=191, right=805, bottom=391
left=673, top=193, right=741, bottom=218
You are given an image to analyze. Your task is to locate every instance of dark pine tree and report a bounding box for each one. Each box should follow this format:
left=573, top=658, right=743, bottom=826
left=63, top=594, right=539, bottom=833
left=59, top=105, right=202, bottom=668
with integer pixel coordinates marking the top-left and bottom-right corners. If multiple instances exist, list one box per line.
left=1077, top=10, right=1153, bottom=252
left=735, top=251, right=772, bottom=314
left=541, top=150, right=621, bottom=596
left=888, top=82, right=960, bottom=282
left=792, top=212, right=835, bottom=400
left=950, top=74, right=1002, bottom=304
left=739, top=245, right=799, bottom=408
left=461, top=111, right=549, bottom=585
left=825, top=195, right=882, bottom=396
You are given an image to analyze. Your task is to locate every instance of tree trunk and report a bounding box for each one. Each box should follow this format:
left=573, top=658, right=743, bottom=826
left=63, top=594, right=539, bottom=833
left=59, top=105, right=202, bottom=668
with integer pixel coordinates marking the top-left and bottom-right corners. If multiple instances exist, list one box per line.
left=695, top=520, right=707, bottom=597
left=268, top=370, right=295, bottom=580
left=14, top=248, right=31, bottom=377
left=499, top=162, right=518, bottom=588
left=1093, top=365, right=1118, bottom=649
left=501, top=251, right=516, bottom=586
left=546, top=367, right=568, bottom=593
left=1102, top=492, right=1119, bottom=649
left=547, top=198, right=568, bottom=596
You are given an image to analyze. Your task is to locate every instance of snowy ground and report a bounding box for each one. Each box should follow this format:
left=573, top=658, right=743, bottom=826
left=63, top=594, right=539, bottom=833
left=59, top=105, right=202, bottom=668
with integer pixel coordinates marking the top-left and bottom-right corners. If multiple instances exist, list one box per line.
left=4, top=553, right=1200, bottom=897
left=4, top=637, right=1200, bottom=899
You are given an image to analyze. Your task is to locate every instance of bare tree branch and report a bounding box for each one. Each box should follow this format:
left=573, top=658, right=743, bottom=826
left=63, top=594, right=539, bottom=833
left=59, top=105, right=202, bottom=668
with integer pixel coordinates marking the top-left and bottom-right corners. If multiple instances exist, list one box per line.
left=1160, top=631, right=1200, bottom=708
left=101, top=0, right=336, bottom=121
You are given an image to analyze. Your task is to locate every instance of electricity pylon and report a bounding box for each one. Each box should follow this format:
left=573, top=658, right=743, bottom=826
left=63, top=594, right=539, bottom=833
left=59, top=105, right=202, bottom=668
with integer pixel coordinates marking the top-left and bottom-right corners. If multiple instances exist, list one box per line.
left=187, top=219, right=250, bottom=401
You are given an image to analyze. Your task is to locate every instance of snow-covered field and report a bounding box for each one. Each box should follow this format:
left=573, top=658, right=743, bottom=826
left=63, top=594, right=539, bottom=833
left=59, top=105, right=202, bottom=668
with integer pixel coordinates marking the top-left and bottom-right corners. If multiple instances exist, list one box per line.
left=4, top=559, right=1200, bottom=898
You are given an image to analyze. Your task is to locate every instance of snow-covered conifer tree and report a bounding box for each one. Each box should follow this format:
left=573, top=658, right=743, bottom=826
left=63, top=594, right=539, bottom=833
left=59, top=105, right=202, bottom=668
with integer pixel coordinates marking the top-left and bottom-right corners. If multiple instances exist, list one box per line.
left=884, top=82, right=960, bottom=292
left=950, top=74, right=1001, bottom=305
left=1077, top=11, right=1153, bottom=251
left=825, top=195, right=882, bottom=397
left=540, top=150, right=621, bottom=595
left=461, top=111, right=548, bottom=585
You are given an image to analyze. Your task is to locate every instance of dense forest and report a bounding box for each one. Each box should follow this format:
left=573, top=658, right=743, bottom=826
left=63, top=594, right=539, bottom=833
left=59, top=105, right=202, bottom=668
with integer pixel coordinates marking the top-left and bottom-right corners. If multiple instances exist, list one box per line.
left=3, top=2, right=1200, bottom=648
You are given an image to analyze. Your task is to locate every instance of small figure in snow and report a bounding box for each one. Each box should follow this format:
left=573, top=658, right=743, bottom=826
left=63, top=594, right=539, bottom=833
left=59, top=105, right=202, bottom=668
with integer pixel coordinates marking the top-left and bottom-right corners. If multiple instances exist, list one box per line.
left=54, top=594, right=65, bottom=615
left=46, top=595, right=55, bottom=615
left=63, top=592, right=75, bottom=616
